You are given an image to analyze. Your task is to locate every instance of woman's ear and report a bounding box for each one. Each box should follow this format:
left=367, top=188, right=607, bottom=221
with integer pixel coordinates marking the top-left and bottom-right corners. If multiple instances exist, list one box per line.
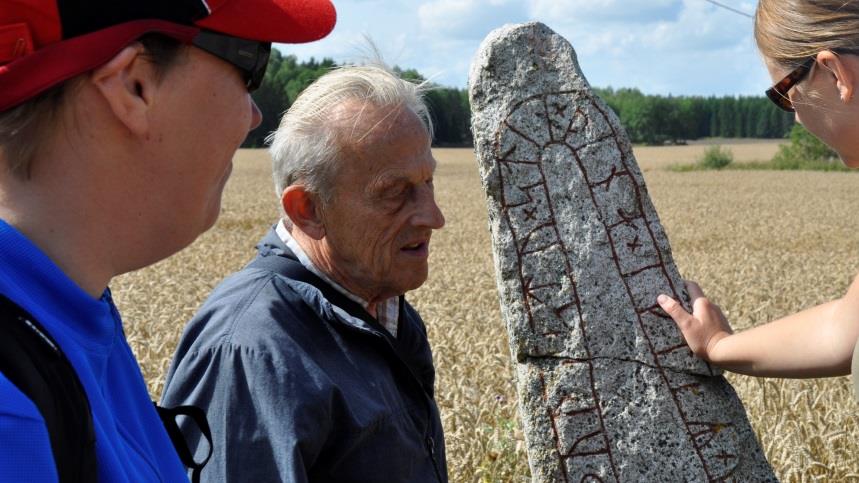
left=281, top=185, right=326, bottom=240
left=90, top=43, right=157, bottom=136
left=817, top=50, right=855, bottom=103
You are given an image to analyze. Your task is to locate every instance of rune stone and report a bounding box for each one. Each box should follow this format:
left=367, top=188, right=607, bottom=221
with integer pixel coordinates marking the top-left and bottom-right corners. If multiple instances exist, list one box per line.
left=468, top=22, right=777, bottom=482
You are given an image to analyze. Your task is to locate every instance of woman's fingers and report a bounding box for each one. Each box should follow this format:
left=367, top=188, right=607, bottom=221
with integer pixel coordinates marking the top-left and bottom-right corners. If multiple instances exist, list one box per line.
left=657, top=281, right=733, bottom=362
left=686, top=280, right=704, bottom=299
left=657, top=293, right=693, bottom=329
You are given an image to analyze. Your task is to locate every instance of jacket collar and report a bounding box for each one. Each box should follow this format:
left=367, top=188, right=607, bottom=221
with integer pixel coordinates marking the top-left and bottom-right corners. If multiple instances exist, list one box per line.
left=255, top=225, right=291, bottom=257
left=254, top=225, right=404, bottom=338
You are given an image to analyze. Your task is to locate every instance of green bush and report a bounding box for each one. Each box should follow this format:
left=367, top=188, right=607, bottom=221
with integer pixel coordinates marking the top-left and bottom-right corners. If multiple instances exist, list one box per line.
left=698, top=145, right=733, bottom=169
left=771, top=124, right=844, bottom=170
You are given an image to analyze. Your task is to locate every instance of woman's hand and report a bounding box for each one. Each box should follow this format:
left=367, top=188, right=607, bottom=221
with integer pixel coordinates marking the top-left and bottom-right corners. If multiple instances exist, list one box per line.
left=657, top=281, right=733, bottom=363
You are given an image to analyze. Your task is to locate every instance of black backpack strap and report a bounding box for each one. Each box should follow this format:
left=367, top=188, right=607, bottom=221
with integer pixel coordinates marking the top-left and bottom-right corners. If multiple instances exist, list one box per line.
left=0, top=294, right=97, bottom=483
left=155, top=404, right=213, bottom=483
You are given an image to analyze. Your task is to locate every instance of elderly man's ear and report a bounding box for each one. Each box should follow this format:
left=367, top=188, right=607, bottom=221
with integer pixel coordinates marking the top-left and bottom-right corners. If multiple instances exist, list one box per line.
left=90, top=43, right=157, bottom=137
left=282, top=186, right=326, bottom=240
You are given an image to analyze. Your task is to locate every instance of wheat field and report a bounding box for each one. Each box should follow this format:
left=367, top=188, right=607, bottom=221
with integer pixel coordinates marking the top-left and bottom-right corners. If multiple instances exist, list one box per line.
left=115, top=142, right=859, bottom=482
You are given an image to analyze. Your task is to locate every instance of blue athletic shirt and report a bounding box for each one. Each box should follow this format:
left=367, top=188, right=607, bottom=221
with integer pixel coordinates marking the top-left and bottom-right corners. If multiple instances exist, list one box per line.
left=0, top=220, right=188, bottom=482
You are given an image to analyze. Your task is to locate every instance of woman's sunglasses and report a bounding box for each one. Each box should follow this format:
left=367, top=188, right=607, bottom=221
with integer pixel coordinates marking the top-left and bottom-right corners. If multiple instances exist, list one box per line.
left=765, top=57, right=816, bottom=113
left=191, top=30, right=272, bottom=92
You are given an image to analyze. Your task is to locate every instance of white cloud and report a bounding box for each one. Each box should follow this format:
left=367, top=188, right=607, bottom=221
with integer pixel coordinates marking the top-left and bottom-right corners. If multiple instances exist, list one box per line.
left=639, top=0, right=751, bottom=51
left=418, top=0, right=529, bottom=40
left=277, top=0, right=770, bottom=95
left=523, top=0, right=764, bottom=94
left=533, top=0, right=751, bottom=55
left=530, top=0, right=682, bottom=23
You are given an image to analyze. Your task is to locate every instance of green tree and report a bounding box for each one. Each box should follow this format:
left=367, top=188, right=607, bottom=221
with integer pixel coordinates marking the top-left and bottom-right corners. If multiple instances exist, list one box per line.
left=244, top=50, right=289, bottom=148
left=245, top=55, right=336, bottom=147
left=246, top=57, right=798, bottom=150
left=425, top=87, right=472, bottom=146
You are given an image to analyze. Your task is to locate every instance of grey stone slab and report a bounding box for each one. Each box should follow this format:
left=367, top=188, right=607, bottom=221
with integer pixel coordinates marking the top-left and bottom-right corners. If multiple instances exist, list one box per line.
left=469, top=22, right=776, bottom=482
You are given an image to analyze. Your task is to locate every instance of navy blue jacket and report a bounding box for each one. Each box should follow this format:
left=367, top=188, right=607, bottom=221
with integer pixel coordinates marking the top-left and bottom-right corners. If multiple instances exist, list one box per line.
left=161, top=228, right=448, bottom=482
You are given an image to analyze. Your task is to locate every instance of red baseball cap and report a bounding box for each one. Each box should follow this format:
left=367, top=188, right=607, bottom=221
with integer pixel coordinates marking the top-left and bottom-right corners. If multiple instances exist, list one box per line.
left=0, top=0, right=336, bottom=111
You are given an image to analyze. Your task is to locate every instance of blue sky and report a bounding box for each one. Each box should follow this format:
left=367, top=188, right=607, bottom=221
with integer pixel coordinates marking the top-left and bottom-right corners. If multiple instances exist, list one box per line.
left=278, top=0, right=767, bottom=97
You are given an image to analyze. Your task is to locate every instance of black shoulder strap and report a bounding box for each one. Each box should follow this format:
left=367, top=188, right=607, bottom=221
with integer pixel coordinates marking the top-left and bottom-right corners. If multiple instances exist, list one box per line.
left=0, top=294, right=97, bottom=483
left=155, top=404, right=213, bottom=483
left=0, top=294, right=215, bottom=483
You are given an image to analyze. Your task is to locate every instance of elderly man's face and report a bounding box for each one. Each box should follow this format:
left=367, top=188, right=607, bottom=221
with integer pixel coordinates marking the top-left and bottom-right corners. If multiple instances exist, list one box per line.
left=319, top=103, right=445, bottom=301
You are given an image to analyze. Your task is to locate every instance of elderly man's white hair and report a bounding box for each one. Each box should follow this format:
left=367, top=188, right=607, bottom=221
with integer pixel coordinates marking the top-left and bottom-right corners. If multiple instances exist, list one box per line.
left=267, top=62, right=434, bottom=204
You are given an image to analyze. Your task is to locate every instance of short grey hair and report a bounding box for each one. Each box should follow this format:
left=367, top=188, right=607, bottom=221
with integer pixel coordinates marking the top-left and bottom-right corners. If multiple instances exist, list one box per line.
left=267, top=62, right=434, bottom=204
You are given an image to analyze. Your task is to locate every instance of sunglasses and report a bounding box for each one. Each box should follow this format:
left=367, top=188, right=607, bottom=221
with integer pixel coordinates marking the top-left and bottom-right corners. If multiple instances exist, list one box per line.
left=191, top=30, right=272, bottom=92
left=765, top=57, right=816, bottom=112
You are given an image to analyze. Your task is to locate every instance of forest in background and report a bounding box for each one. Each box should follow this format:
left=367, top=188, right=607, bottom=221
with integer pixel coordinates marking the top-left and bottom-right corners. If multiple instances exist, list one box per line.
left=245, top=53, right=796, bottom=148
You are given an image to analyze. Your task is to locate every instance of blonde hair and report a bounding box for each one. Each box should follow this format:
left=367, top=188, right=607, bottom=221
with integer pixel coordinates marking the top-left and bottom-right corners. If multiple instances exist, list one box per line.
left=755, top=0, right=859, bottom=67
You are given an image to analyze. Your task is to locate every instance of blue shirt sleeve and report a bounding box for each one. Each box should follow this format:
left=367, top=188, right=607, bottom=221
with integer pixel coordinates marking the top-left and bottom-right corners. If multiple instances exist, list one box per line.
left=0, top=372, right=58, bottom=482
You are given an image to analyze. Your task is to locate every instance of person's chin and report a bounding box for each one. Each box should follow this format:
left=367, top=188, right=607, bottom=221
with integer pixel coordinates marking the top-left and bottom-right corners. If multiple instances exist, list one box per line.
left=839, top=152, right=859, bottom=169
left=396, top=268, right=429, bottom=293
left=191, top=201, right=223, bottom=243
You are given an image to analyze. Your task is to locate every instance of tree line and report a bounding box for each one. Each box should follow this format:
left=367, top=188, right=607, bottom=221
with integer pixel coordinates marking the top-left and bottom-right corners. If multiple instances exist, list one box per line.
left=244, top=51, right=473, bottom=148
left=245, top=53, right=795, bottom=148
left=596, top=88, right=796, bottom=145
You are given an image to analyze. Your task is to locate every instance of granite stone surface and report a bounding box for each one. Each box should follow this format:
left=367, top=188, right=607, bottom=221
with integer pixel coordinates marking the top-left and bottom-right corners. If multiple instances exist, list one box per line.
left=469, top=22, right=776, bottom=482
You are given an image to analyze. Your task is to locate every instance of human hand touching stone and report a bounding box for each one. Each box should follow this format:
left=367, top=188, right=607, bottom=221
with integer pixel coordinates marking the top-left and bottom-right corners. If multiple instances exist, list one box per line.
left=658, top=281, right=734, bottom=364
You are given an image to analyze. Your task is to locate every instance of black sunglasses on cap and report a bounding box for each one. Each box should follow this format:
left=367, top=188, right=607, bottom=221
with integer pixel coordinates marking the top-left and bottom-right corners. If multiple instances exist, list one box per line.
left=191, top=30, right=272, bottom=92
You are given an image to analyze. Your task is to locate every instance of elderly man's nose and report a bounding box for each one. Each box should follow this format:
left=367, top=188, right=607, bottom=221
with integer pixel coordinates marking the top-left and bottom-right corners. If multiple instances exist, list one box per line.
left=419, top=195, right=445, bottom=229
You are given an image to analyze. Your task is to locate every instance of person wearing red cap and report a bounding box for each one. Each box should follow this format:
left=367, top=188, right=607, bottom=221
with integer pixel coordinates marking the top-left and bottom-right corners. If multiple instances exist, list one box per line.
left=0, top=1, right=334, bottom=482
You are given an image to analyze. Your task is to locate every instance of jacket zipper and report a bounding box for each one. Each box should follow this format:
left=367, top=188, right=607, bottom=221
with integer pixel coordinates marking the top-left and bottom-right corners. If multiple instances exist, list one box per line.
left=371, top=331, right=445, bottom=482
left=426, top=435, right=444, bottom=483
left=323, top=298, right=445, bottom=482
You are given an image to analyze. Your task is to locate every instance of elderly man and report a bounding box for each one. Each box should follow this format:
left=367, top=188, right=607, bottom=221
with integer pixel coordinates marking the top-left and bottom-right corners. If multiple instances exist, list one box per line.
left=161, top=64, right=448, bottom=482
left=0, top=1, right=333, bottom=481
